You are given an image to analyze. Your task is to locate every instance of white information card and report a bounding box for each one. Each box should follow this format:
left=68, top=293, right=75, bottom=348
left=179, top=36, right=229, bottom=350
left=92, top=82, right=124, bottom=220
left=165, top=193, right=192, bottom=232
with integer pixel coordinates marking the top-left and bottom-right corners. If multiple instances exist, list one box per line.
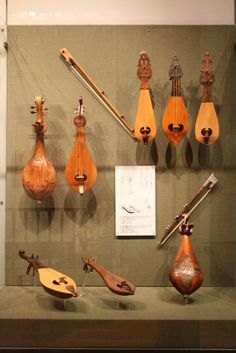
left=115, top=166, right=156, bottom=237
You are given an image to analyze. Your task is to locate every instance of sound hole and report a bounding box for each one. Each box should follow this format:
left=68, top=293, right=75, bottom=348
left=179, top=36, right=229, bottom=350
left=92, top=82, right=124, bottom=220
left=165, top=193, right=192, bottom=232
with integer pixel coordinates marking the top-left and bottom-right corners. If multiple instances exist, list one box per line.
left=168, top=123, right=184, bottom=133
left=75, top=174, right=87, bottom=182
left=140, top=127, right=151, bottom=135
left=201, top=128, right=212, bottom=137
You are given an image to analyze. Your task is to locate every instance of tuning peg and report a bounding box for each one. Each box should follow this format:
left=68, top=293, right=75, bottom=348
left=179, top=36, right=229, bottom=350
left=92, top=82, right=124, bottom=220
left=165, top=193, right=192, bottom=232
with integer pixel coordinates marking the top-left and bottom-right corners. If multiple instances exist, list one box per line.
left=43, top=107, right=48, bottom=111
left=166, top=225, right=170, bottom=229
left=30, top=106, right=36, bottom=109
left=31, top=111, right=36, bottom=114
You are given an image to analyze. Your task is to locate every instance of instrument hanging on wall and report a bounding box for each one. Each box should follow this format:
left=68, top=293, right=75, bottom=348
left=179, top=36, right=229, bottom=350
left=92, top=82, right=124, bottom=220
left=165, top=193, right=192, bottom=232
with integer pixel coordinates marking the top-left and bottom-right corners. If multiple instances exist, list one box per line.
left=60, top=48, right=136, bottom=140
left=158, top=173, right=217, bottom=248
left=195, top=52, right=219, bottom=145
left=22, top=96, right=56, bottom=203
left=162, top=55, right=189, bottom=147
left=134, top=51, right=156, bottom=144
left=65, top=97, right=97, bottom=195
left=169, top=214, right=203, bottom=303
left=19, top=250, right=78, bottom=299
left=82, top=257, right=136, bottom=296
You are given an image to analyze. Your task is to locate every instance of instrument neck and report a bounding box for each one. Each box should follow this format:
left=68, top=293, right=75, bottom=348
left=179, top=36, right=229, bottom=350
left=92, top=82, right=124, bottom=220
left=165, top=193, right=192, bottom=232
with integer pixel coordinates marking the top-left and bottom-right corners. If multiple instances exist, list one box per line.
left=202, top=85, right=213, bottom=102
left=76, top=126, right=85, bottom=143
left=171, top=78, right=181, bottom=96
left=180, top=234, right=193, bottom=253
left=34, top=134, right=45, bottom=155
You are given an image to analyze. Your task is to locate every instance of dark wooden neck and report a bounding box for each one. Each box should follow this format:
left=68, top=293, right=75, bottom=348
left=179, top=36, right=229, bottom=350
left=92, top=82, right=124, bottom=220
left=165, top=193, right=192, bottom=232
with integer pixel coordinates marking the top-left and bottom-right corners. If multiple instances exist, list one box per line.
left=171, top=78, right=181, bottom=96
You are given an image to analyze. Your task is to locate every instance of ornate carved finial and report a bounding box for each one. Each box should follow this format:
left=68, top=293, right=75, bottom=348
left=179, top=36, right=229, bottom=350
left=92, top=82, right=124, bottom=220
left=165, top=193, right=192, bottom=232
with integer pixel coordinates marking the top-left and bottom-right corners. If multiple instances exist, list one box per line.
left=169, top=55, right=183, bottom=80
left=137, top=51, right=152, bottom=88
left=200, top=52, right=215, bottom=86
left=179, top=214, right=194, bottom=236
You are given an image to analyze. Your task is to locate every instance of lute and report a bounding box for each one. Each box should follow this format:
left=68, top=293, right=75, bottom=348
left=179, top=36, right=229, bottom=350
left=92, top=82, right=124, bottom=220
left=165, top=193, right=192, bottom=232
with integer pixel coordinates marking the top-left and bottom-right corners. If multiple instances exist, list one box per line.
left=82, top=257, right=136, bottom=296
left=22, top=96, right=56, bottom=203
left=162, top=55, right=189, bottom=147
left=65, top=97, right=97, bottom=195
left=134, top=51, right=156, bottom=144
left=19, top=250, right=78, bottom=299
left=169, top=214, right=203, bottom=303
left=195, top=52, right=219, bottom=144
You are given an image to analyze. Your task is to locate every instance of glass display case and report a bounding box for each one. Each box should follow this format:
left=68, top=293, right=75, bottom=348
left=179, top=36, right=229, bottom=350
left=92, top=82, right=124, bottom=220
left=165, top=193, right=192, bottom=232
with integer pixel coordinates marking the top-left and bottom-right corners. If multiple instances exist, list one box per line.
left=0, top=2, right=236, bottom=350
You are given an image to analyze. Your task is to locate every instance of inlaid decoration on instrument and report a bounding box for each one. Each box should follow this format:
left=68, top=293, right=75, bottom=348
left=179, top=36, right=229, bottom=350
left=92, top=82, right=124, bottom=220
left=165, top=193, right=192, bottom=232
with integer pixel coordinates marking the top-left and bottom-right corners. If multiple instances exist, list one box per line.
left=19, top=250, right=78, bottom=299
left=169, top=215, right=203, bottom=303
left=162, top=55, right=189, bottom=147
left=65, top=97, right=97, bottom=195
left=134, top=51, right=156, bottom=144
left=195, top=52, right=219, bottom=145
left=22, top=96, right=56, bottom=203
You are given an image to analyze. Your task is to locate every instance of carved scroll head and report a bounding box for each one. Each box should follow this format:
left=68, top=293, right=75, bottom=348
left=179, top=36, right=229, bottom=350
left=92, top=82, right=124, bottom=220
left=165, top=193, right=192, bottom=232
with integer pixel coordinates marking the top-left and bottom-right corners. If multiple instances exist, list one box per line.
left=169, top=55, right=183, bottom=80
left=200, top=52, right=215, bottom=86
left=31, top=96, right=47, bottom=135
left=137, top=51, right=152, bottom=88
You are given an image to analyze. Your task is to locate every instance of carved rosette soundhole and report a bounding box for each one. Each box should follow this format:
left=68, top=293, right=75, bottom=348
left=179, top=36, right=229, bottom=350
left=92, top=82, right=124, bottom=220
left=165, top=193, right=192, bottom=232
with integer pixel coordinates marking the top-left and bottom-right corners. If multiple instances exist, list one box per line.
left=168, top=123, right=184, bottom=134
left=201, top=128, right=213, bottom=144
left=140, top=126, right=151, bottom=144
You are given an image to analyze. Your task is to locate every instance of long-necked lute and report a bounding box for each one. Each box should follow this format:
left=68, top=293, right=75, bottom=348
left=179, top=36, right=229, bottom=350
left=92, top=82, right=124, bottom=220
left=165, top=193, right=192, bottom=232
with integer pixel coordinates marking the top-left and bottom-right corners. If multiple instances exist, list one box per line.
left=169, top=214, right=203, bottom=303
left=195, top=52, right=219, bottom=144
left=22, top=96, right=56, bottom=203
left=82, top=257, right=136, bottom=296
left=65, top=98, right=97, bottom=195
left=134, top=51, right=156, bottom=144
left=162, top=55, right=189, bottom=147
left=158, top=173, right=217, bottom=247
left=19, top=250, right=78, bottom=299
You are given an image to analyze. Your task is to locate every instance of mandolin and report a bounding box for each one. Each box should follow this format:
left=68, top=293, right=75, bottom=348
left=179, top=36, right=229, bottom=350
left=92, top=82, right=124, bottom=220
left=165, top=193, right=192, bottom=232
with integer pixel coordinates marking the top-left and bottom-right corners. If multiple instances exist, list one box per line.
left=65, top=97, right=97, bottom=195
left=169, top=214, right=203, bottom=303
left=162, top=55, right=189, bottom=147
left=22, top=96, right=56, bottom=203
left=195, top=52, right=219, bottom=145
left=134, top=51, right=156, bottom=144
left=19, top=250, right=78, bottom=299
left=82, top=257, right=136, bottom=296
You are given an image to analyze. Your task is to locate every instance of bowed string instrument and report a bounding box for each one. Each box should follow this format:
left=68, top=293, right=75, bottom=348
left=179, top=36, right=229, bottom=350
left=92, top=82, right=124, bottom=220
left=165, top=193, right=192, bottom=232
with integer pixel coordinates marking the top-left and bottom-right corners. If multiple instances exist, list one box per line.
left=169, top=214, right=203, bottom=303
left=22, top=96, right=56, bottom=203
left=162, top=55, right=189, bottom=147
left=19, top=250, right=78, bottom=299
left=195, top=52, right=219, bottom=145
left=65, top=97, right=97, bottom=195
left=134, top=51, right=156, bottom=144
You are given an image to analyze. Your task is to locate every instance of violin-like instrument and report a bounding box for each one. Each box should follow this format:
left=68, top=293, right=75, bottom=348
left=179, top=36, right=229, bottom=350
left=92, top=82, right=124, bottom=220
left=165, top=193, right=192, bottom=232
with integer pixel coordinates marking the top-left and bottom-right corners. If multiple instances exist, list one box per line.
left=22, top=96, right=56, bottom=203
left=195, top=52, right=219, bottom=145
left=65, top=98, right=97, bottom=195
left=162, top=55, right=189, bottom=147
left=134, top=51, right=156, bottom=144
left=19, top=250, right=78, bottom=299
left=169, top=215, right=203, bottom=303
left=82, top=257, right=136, bottom=296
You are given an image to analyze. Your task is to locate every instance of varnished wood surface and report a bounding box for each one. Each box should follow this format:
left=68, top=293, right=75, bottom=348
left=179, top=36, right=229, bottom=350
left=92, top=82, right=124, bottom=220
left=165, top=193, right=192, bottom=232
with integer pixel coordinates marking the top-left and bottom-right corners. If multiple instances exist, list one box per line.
left=195, top=102, right=219, bottom=144
left=82, top=257, right=135, bottom=296
left=162, top=96, right=189, bottom=147
left=65, top=100, right=97, bottom=195
left=22, top=96, right=56, bottom=202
